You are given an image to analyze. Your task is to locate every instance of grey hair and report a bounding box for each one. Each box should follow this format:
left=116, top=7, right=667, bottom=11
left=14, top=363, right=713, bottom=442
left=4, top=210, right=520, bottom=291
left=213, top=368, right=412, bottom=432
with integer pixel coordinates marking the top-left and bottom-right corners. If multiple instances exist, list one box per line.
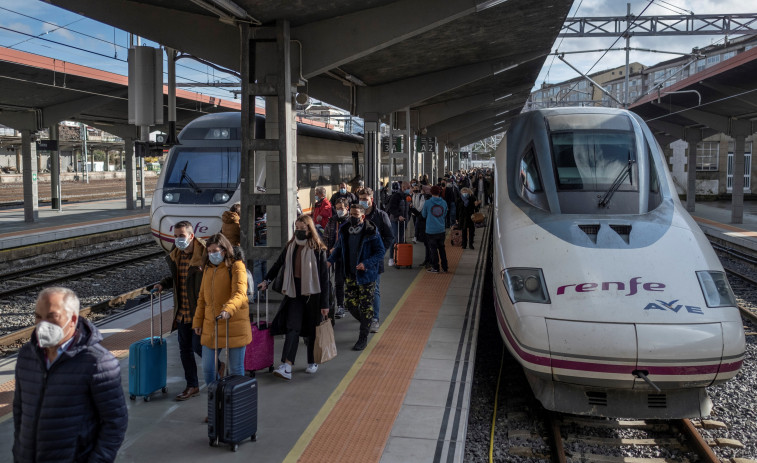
left=315, top=186, right=326, bottom=196
left=37, top=287, right=80, bottom=318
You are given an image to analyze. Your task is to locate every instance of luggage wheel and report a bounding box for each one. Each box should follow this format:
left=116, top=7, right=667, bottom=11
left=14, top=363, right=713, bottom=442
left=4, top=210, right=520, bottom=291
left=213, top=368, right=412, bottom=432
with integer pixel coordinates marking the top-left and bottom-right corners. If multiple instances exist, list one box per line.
left=251, top=433, right=257, bottom=442
left=209, top=438, right=218, bottom=447
left=129, top=395, right=136, bottom=401
left=268, top=366, right=274, bottom=373
left=143, top=395, right=151, bottom=402
left=162, top=387, right=167, bottom=393
left=231, top=444, right=239, bottom=452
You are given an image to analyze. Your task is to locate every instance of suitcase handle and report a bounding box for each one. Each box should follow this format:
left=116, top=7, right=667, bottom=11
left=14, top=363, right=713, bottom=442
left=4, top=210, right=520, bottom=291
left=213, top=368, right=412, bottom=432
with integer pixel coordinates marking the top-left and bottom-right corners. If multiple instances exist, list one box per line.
left=256, top=290, right=268, bottom=323
left=214, top=315, right=230, bottom=380
left=149, top=291, right=164, bottom=346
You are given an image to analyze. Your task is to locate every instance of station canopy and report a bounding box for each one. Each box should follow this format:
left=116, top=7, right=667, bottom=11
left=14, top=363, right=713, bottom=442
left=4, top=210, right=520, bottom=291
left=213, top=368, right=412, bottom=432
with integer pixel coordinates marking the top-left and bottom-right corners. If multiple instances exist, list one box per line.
left=0, top=46, right=241, bottom=140
left=630, top=46, right=757, bottom=145
left=44, top=0, right=574, bottom=147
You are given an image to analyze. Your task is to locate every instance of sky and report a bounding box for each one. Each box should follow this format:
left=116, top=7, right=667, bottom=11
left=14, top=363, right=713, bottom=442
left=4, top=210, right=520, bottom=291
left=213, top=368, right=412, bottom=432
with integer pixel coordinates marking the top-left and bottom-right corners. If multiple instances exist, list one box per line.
left=0, top=0, right=752, bottom=103
left=537, top=0, right=753, bottom=87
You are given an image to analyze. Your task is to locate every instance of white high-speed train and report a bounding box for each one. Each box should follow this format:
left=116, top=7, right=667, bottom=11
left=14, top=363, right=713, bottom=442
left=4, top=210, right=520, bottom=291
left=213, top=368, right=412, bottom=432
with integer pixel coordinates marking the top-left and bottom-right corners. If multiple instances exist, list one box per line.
left=493, top=107, right=745, bottom=418
left=150, top=112, right=364, bottom=250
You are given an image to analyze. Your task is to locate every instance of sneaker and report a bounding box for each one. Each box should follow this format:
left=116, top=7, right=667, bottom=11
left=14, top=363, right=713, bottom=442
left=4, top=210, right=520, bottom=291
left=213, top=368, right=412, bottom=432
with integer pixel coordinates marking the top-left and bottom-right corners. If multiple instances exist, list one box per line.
left=305, top=364, right=318, bottom=374
left=370, top=319, right=380, bottom=333
left=470, top=244, right=475, bottom=250
left=352, top=337, right=368, bottom=351
left=335, top=306, right=346, bottom=319
left=412, top=237, right=417, bottom=244
left=273, top=363, right=292, bottom=381
left=441, top=269, right=448, bottom=274
left=427, top=268, right=439, bottom=273
left=388, top=258, right=395, bottom=267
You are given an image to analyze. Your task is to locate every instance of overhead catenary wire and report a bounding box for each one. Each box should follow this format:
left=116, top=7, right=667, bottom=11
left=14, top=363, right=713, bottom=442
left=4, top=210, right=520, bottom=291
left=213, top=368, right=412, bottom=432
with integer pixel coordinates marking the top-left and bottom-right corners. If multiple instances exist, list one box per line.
left=544, top=0, right=583, bottom=85
left=556, top=0, right=656, bottom=105
left=0, top=5, right=239, bottom=89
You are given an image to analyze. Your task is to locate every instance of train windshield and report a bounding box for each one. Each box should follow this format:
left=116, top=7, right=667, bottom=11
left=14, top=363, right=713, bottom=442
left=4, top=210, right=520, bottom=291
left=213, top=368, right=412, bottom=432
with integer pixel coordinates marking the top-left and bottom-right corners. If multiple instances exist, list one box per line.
left=164, top=147, right=241, bottom=189
left=550, top=131, right=637, bottom=192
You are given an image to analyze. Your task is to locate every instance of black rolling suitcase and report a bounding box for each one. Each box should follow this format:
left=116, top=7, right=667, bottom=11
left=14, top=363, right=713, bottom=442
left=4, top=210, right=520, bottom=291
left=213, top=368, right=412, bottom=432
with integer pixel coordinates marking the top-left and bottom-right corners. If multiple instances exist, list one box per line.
left=208, top=316, right=258, bottom=452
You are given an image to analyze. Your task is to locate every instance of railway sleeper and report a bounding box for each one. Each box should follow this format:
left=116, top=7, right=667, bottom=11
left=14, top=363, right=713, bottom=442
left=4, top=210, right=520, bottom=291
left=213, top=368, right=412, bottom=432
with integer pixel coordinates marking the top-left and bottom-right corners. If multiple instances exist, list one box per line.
left=563, top=435, right=684, bottom=448
left=706, top=438, right=745, bottom=449
left=565, top=454, right=689, bottom=463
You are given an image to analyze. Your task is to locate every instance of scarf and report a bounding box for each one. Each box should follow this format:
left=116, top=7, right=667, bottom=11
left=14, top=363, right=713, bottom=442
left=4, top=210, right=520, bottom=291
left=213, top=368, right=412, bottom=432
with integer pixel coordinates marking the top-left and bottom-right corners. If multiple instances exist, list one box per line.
left=462, top=196, right=470, bottom=207
left=281, top=242, right=321, bottom=297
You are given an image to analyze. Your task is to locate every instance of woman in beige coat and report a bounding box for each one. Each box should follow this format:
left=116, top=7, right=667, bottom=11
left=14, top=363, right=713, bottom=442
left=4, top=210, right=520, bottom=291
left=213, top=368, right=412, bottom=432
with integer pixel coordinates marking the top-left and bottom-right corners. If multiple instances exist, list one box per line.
left=192, top=233, right=251, bottom=388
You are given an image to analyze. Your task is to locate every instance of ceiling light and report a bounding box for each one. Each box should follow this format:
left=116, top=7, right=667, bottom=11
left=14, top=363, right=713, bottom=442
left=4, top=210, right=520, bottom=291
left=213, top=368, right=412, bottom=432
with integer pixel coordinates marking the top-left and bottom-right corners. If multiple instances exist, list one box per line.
left=495, top=109, right=510, bottom=117
left=495, top=93, right=513, bottom=101
left=477, top=0, right=509, bottom=11
left=493, top=64, right=518, bottom=75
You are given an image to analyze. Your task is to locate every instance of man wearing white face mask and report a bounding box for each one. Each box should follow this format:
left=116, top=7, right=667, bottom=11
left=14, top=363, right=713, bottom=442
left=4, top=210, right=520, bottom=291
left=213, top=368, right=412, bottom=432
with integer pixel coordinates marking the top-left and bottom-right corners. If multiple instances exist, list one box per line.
left=13, top=287, right=127, bottom=463
left=151, top=220, right=207, bottom=401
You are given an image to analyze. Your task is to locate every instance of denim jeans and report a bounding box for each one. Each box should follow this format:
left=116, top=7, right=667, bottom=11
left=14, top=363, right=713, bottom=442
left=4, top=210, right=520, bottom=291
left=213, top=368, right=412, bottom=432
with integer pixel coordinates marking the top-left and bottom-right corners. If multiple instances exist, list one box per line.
left=176, top=321, right=202, bottom=388
left=372, top=275, right=380, bottom=321
left=390, top=219, right=400, bottom=243
left=201, top=345, right=245, bottom=386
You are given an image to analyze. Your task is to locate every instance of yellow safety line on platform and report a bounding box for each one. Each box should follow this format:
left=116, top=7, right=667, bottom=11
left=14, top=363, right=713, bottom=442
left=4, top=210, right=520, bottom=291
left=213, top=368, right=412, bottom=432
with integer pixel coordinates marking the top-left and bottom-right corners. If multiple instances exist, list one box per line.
left=283, top=269, right=426, bottom=463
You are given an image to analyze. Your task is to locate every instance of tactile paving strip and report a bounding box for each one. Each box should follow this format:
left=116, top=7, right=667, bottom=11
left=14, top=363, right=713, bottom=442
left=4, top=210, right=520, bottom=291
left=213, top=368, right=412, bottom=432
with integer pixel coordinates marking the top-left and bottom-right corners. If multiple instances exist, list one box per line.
left=0, top=308, right=173, bottom=418
left=297, top=234, right=465, bottom=462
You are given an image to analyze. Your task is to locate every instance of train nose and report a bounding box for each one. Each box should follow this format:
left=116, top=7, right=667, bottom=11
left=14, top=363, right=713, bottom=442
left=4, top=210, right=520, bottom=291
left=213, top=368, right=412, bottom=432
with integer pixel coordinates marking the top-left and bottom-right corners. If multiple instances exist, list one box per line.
left=546, top=319, right=743, bottom=390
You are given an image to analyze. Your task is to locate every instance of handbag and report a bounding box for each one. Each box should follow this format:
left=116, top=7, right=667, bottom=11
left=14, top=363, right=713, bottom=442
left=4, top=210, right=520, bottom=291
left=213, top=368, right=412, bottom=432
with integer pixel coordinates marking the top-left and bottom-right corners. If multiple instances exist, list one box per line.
left=314, top=318, right=337, bottom=364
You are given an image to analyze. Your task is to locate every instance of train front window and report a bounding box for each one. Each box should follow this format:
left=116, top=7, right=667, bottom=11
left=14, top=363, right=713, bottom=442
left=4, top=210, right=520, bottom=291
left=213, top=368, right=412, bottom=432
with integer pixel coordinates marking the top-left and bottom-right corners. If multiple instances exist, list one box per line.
left=551, top=131, right=637, bottom=193
left=165, top=148, right=240, bottom=189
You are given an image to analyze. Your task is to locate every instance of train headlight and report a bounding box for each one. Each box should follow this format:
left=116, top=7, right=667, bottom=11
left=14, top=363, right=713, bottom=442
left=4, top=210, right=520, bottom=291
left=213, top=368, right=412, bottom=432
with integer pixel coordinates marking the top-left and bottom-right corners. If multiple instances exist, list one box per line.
left=696, top=271, right=736, bottom=307
left=164, top=192, right=180, bottom=203
left=502, top=268, right=550, bottom=304
left=213, top=192, right=231, bottom=203
left=205, top=128, right=231, bottom=139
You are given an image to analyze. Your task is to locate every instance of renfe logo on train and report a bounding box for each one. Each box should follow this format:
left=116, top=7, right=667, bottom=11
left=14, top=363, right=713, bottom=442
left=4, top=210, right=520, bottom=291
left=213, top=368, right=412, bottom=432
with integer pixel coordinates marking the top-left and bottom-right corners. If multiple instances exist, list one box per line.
left=556, top=277, right=665, bottom=296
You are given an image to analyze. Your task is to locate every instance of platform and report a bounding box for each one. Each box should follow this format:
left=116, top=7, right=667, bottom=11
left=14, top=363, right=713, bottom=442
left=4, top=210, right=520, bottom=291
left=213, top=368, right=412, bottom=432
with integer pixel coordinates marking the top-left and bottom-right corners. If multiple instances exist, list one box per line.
left=0, top=198, right=150, bottom=251
left=0, top=219, right=490, bottom=462
left=688, top=200, right=757, bottom=253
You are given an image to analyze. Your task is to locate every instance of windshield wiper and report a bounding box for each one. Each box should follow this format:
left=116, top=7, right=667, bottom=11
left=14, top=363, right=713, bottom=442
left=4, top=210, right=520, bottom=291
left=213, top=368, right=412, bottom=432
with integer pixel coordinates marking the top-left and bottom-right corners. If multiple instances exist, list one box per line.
left=598, top=157, right=636, bottom=208
left=179, top=161, right=202, bottom=194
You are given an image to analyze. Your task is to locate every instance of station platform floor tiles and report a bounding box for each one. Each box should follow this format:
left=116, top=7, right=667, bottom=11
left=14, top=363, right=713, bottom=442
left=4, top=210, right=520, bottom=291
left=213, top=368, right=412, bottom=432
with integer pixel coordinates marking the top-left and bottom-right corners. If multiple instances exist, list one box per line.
left=0, top=221, right=490, bottom=463
left=0, top=198, right=150, bottom=250
left=689, top=200, right=757, bottom=252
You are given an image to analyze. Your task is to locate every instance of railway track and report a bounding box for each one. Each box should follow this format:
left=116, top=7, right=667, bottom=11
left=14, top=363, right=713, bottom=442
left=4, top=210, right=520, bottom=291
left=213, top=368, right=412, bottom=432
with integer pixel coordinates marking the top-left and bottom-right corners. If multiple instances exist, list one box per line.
left=0, top=244, right=164, bottom=299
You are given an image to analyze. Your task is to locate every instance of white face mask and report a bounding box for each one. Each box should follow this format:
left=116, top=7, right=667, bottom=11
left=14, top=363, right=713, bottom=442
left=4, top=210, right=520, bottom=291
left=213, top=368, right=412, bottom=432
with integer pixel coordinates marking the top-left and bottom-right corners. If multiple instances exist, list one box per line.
left=208, top=251, right=224, bottom=265
left=174, top=236, right=191, bottom=250
left=37, top=319, right=69, bottom=349
left=336, top=209, right=347, bottom=218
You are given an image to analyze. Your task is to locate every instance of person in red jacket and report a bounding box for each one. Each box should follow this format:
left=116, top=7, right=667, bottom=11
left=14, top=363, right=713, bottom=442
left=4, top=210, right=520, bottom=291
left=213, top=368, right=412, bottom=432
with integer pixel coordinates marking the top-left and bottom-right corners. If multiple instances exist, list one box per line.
left=311, top=186, right=332, bottom=230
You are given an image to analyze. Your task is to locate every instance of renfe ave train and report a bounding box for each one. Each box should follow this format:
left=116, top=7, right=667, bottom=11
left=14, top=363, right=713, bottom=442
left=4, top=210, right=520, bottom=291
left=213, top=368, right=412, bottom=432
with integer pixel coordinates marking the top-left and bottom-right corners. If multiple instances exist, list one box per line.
left=493, top=107, right=745, bottom=418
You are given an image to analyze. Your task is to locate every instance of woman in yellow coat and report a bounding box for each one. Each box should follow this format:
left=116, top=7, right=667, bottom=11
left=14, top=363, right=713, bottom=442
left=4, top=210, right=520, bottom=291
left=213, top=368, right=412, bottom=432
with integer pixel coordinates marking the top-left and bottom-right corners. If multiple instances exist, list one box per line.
left=192, top=233, right=251, bottom=387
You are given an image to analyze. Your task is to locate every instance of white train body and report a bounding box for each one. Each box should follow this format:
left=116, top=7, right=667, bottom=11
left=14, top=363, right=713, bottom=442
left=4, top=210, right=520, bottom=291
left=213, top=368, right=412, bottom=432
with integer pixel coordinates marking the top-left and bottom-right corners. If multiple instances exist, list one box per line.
left=150, top=112, right=363, bottom=250
left=493, top=107, right=745, bottom=418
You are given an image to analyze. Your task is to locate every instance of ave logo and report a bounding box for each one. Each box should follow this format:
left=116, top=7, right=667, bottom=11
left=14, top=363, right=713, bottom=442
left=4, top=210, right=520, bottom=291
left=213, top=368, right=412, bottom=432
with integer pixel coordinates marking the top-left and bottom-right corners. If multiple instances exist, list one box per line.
left=644, top=299, right=703, bottom=315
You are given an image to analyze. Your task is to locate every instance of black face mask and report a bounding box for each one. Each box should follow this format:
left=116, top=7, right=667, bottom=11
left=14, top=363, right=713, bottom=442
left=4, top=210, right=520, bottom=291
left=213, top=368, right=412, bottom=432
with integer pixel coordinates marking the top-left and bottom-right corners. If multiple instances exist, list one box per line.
left=349, top=216, right=361, bottom=226
left=295, top=230, right=308, bottom=240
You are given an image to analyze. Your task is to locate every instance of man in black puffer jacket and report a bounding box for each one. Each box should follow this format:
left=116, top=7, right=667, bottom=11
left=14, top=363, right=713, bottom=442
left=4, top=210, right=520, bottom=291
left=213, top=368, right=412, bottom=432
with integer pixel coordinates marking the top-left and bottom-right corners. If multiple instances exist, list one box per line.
left=13, top=287, right=127, bottom=463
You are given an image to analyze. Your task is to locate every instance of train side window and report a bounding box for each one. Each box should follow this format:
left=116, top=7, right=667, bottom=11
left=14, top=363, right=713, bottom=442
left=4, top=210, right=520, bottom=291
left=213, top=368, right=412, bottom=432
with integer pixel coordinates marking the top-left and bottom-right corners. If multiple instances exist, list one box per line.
left=309, top=164, right=322, bottom=187
left=298, top=164, right=309, bottom=188
left=519, top=145, right=543, bottom=193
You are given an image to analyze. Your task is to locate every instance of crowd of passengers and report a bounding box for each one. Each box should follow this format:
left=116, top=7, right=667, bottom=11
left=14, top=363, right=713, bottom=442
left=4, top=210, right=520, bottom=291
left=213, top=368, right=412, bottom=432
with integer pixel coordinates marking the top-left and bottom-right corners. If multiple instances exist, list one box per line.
left=11, top=169, right=491, bottom=462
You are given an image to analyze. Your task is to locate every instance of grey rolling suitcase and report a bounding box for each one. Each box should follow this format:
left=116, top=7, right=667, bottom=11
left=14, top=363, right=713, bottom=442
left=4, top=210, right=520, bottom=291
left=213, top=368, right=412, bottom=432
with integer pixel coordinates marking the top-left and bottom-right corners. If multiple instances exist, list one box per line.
left=207, top=316, right=258, bottom=452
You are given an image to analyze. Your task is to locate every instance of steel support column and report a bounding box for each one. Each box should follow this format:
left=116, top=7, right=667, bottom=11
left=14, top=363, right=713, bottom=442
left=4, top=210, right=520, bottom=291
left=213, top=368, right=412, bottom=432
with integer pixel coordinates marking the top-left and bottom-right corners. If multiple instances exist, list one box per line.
left=49, top=123, right=62, bottom=211
left=685, top=131, right=701, bottom=212
left=364, top=113, right=381, bottom=206
left=125, top=139, right=137, bottom=210
left=731, top=135, right=746, bottom=224
left=21, top=130, right=39, bottom=222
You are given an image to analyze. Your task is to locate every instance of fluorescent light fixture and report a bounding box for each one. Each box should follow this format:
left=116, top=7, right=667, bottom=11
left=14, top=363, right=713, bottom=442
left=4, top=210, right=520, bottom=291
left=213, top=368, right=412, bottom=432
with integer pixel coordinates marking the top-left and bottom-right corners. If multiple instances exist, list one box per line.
left=495, top=119, right=508, bottom=126
left=495, top=93, right=513, bottom=101
left=493, top=63, right=518, bottom=75
left=495, top=109, right=510, bottom=117
left=209, top=0, right=248, bottom=19
left=345, top=74, right=366, bottom=87
left=477, top=0, right=509, bottom=11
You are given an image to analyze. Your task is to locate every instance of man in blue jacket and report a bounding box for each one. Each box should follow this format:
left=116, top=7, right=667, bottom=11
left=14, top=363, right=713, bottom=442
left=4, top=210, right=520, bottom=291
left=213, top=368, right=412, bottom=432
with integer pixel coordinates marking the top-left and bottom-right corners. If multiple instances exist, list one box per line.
left=13, top=287, right=128, bottom=463
left=328, top=203, right=385, bottom=350
left=422, top=185, right=449, bottom=273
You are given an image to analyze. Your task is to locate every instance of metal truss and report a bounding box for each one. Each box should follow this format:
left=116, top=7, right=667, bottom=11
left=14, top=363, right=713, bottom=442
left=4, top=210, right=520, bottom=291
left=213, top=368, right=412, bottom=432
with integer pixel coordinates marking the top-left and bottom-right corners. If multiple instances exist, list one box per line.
left=559, top=14, right=757, bottom=38
left=462, top=133, right=504, bottom=158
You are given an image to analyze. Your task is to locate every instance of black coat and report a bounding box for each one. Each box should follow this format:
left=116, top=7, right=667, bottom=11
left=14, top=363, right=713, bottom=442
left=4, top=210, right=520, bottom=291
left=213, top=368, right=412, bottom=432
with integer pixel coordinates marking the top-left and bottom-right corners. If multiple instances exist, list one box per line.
left=13, top=319, right=127, bottom=463
left=265, top=245, right=329, bottom=339
left=456, top=193, right=479, bottom=229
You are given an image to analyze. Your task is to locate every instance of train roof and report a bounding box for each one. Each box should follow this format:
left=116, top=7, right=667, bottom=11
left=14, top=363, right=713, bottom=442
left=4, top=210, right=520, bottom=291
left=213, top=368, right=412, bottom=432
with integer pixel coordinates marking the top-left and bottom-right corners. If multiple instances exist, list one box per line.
left=178, top=111, right=363, bottom=144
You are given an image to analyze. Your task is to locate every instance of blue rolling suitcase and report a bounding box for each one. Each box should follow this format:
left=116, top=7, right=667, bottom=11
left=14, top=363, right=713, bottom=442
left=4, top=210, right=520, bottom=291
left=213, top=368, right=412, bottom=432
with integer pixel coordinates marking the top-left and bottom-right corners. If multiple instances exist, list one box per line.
left=128, top=292, right=167, bottom=402
left=208, top=316, right=258, bottom=452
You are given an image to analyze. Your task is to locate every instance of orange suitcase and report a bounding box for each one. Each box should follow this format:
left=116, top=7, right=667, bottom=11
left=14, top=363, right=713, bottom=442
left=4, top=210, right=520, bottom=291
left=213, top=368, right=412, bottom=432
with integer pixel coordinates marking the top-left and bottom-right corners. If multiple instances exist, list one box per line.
left=393, top=224, right=413, bottom=268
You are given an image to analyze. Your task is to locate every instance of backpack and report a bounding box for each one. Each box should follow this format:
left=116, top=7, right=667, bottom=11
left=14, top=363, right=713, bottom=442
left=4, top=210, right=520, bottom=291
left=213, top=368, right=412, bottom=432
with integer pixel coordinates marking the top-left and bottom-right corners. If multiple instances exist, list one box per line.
left=229, top=265, right=254, bottom=297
